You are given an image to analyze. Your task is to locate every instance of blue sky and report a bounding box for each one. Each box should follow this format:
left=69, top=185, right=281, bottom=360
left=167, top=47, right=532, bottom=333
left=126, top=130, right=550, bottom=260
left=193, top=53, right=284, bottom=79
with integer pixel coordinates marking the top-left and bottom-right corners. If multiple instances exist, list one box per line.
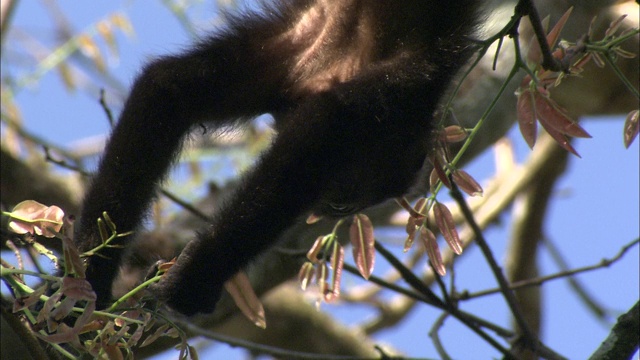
left=4, top=1, right=639, bottom=359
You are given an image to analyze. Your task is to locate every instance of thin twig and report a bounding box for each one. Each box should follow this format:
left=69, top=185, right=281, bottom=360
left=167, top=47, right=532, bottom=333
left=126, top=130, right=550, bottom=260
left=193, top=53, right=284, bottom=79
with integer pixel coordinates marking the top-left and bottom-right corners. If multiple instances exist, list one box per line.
left=158, top=189, right=212, bottom=222
left=3, top=117, right=82, bottom=165
left=372, top=242, right=516, bottom=359
left=344, top=263, right=517, bottom=340
left=98, top=89, right=115, bottom=128
left=516, top=0, right=565, bottom=72
left=449, top=181, right=539, bottom=352
left=429, top=312, right=453, bottom=360
left=181, top=321, right=382, bottom=360
left=43, top=147, right=89, bottom=176
left=342, top=263, right=430, bottom=305
left=461, top=239, right=639, bottom=300
left=541, top=236, right=609, bottom=322
left=374, top=242, right=443, bottom=306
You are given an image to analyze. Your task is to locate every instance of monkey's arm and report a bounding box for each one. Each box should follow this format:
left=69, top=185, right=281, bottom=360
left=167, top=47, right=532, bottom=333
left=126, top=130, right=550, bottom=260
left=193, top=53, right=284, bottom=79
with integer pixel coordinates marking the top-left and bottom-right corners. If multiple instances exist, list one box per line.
left=75, top=30, right=285, bottom=307
left=153, top=59, right=447, bottom=315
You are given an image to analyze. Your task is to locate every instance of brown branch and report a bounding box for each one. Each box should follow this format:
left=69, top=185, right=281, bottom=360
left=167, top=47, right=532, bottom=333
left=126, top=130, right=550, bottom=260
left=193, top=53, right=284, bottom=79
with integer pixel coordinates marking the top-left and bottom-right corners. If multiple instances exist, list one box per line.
left=449, top=181, right=542, bottom=356
left=589, top=301, right=640, bottom=360
left=515, top=0, right=565, bottom=72
left=505, top=140, right=569, bottom=359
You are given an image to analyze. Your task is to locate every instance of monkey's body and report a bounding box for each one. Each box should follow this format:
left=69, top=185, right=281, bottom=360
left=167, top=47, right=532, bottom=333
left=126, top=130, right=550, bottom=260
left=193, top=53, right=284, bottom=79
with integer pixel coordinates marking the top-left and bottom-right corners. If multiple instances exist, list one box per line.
left=75, top=0, right=479, bottom=315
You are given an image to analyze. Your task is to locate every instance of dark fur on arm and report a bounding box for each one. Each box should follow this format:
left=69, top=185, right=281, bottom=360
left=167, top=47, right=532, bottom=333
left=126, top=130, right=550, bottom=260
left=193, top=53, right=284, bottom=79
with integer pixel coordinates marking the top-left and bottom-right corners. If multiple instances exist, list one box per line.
left=74, top=1, right=480, bottom=315
left=75, top=16, right=292, bottom=307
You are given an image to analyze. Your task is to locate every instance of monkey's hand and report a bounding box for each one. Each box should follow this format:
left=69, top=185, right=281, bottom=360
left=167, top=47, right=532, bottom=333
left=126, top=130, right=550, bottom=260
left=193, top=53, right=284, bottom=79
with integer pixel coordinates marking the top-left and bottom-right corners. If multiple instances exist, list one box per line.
left=148, top=240, right=224, bottom=316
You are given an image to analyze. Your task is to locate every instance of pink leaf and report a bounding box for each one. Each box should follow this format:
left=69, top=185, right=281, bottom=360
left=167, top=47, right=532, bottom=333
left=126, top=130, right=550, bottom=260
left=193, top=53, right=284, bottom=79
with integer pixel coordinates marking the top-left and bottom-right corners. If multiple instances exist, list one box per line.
left=61, top=235, right=85, bottom=278
left=404, top=216, right=422, bottom=252
left=326, top=243, right=344, bottom=302
left=396, top=197, right=425, bottom=219
left=420, top=227, right=445, bottom=276
left=34, top=323, right=79, bottom=345
left=433, top=202, right=463, bottom=255
left=7, top=200, right=64, bottom=238
left=13, top=285, right=47, bottom=312
left=534, top=92, right=591, bottom=138
left=306, top=213, right=322, bottom=224
left=306, top=235, right=326, bottom=263
left=349, top=214, right=375, bottom=280
left=224, top=271, right=266, bottom=329
left=430, top=156, right=452, bottom=189
left=546, top=7, right=573, bottom=49
left=141, top=324, right=171, bottom=347
left=605, top=14, right=627, bottom=38
left=403, top=234, right=415, bottom=253
left=439, top=125, right=468, bottom=143
left=452, top=170, right=483, bottom=197
left=316, top=262, right=329, bottom=296
left=517, top=89, right=538, bottom=148
left=403, top=199, right=428, bottom=254
left=61, top=277, right=97, bottom=301
left=297, top=262, right=315, bottom=291
left=623, top=110, right=639, bottom=149
left=536, top=109, right=581, bottom=157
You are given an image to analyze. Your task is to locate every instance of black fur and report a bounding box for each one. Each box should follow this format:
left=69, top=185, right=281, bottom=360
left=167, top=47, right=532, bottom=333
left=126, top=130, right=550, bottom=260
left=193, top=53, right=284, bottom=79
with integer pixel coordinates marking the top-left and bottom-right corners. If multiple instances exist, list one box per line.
left=75, top=0, right=480, bottom=315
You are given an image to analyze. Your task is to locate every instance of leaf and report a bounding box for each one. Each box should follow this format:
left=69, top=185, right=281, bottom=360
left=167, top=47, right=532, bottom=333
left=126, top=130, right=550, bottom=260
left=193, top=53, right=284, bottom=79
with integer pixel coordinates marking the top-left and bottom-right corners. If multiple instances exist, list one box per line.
left=396, top=197, right=425, bottom=219
left=297, top=262, right=315, bottom=291
left=452, top=170, right=483, bottom=197
left=110, top=13, right=135, bottom=37
left=433, top=202, right=463, bottom=255
left=186, top=344, right=199, bottom=360
left=61, top=277, right=97, bottom=301
left=413, top=198, right=428, bottom=215
left=77, top=34, right=106, bottom=72
left=50, top=297, right=76, bottom=322
left=36, top=301, right=95, bottom=345
left=535, top=106, right=581, bottom=157
left=439, top=125, right=468, bottom=143
left=605, top=14, right=627, bottom=38
left=56, top=64, right=76, bottom=91
left=420, top=227, right=445, bottom=276
left=402, top=232, right=417, bottom=252
left=224, top=271, right=266, bottom=329
left=7, top=200, right=64, bottom=238
left=517, top=89, right=538, bottom=148
left=623, top=110, right=639, bottom=148
left=614, top=47, right=636, bottom=59
left=306, top=235, right=327, bottom=263
left=37, top=292, right=62, bottom=325
left=326, top=243, right=344, bottom=302
left=13, top=285, right=47, bottom=312
left=34, top=323, right=79, bottom=345
left=141, top=324, right=170, bottom=347
left=591, top=52, right=606, bottom=68
left=61, top=235, right=85, bottom=278
left=349, top=214, right=375, bottom=280
left=546, top=7, right=573, bottom=50
left=306, top=213, right=322, bottom=224
left=534, top=92, right=591, bottom=138
left=429, top=156, right=451, bottom=189
left=71, top=301, right=96, bottom=336
left=404, top=216, right=422, bottom=252
left=103, top=343, right=124, bottom=360
left=316, top=262, right=329, bottom=296
left=97, top=20, right=118, bottom=56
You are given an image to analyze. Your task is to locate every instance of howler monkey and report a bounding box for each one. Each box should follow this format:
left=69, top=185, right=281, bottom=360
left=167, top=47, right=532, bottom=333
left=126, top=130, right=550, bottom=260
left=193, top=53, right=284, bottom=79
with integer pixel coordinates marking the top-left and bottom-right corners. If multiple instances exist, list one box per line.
left=74, top=0, right=480, bottom=316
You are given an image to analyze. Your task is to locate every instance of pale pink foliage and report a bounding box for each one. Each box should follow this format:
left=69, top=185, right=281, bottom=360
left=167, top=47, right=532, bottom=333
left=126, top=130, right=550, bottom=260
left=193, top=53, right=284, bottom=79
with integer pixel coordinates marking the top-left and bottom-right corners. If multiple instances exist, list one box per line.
left=7, top=200, right=64, bottom=238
